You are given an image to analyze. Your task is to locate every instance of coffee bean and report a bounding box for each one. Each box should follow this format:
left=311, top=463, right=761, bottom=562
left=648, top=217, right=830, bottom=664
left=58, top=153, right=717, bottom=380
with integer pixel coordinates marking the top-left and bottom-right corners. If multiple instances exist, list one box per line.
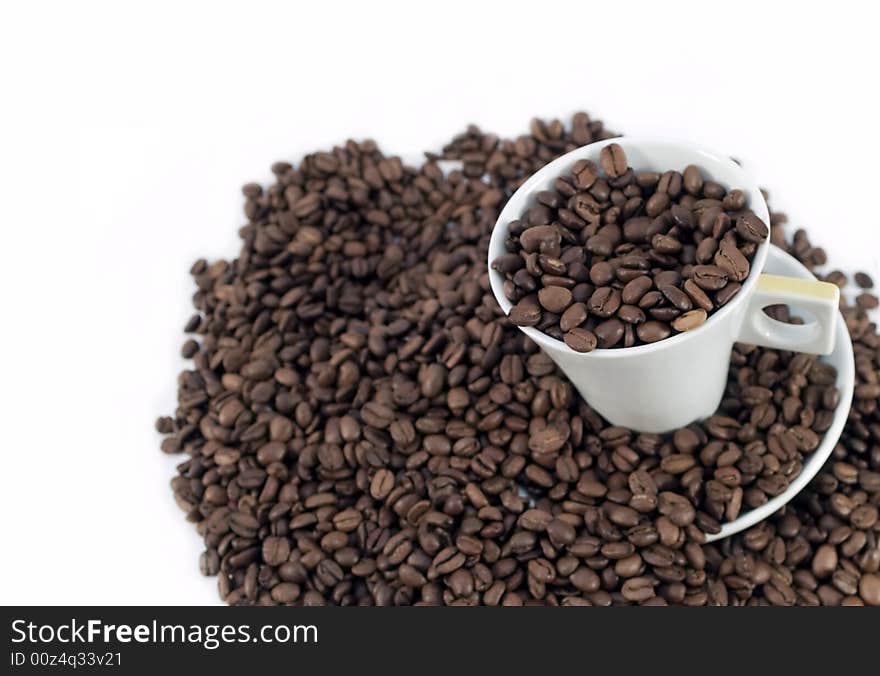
left=652, top=233, right=682, bottom=254
left=594, top=318, right=625, bottom=348
left=637, top=321, right=671, bottom=343
left=670, top=203, right=695, bottom=230
left=262, top=537, right=290, bottom=567
left=600, top=143, right=628, bottom=178
left=671, top=309, right=707, bottom=332
left=695, top=237, right=718, bottom=264
left=715, top=282, right=741, bottom=306
left=621, top=576, right=656, bottom=602
left=370, top=469, right=395, bottom=500
left=538, top=286, right=573, bottom=313
left=659, top=285, right=692, bottom=311
left=812, top=544, right=838, bottom=578
left=622, top=275, right=653, bottom=305
left=658, top=492, right=696, bottom=526
left=683, top=165, right=703, bottom=196
left=605, top=503, right=640, bottom=527
left=559, top=302, right=588, bottom=332
left=362, top=401, right=394, bottom=429
left=590, top=261, right=615, bottom=286
left=674, top=428, right=701, bottom=454
left=654, top=270, right=681, bottom=288
left=854, top=271, right=873, bottom=289
left=199, top=549, right=219, bottom=576
left=572, top=159, right=598, bottom=189
left=646, top=193, right=670, bottom=218
left=588, top=287, right=622, bottom=318
left=270, top=583, right=301, bottom=604
left=662, top=454, right=697, bottom=474
left=547, top=518, right=577, bottom=547
left=692, top=265, right=728, bottom=291
left=520, top=509, right=553, bottom=531
left=618, top=304, right=646, bottom=324
left=735, top=212, right=769, bottom=243
left=856, top=292, right=879, bottom=310
left=529, top=425, right=570, bottom=454
left=714, top=241, right=750, bottom=282
left=491, top=253, right=523, bottom=274
left=683, top=279, right=713, bottom=311
left=586, top=235, right=613, bottom=257
left=509, top=295, right=541, bottom=327
left=832, top=568, right=859, bottom=596
left=860, top=574, right=880, bottom=606
left=519, top=225, right=560, bottom=253
left=564, top=328, right=598, bottom=353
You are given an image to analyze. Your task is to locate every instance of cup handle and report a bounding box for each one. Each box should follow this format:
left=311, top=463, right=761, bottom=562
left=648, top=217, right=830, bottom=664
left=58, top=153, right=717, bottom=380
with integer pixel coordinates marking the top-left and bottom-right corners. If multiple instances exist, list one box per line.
left=735, top=274, right=840, bottom=354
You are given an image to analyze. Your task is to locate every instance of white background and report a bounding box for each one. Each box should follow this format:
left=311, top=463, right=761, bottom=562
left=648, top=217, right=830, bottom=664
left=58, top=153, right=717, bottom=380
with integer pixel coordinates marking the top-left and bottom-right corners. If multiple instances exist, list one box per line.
left=1, top=1, right=878, bottom=604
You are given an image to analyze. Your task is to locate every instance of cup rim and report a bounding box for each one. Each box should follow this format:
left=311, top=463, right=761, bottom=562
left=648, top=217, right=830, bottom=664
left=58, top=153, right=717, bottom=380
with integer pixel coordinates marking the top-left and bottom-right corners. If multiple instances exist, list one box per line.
left=488, top=136, right=771, bottom=359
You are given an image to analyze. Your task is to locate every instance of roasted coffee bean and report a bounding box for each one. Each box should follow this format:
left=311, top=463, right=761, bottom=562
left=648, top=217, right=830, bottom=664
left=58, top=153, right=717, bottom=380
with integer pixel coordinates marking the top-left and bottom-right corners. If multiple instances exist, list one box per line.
left=692, top=265, right=728, bottom=291
left=658, top=492, right=696, bottom=526
left=509, top=295, right=542, bottom=327
left=161, top=111, right=873, bottom=608
left=564, top=328, right=598, bottom=353
left=529, top=425, right=570, bottom=454
left=262, top=536, right=290, bottom=567
left=621, top=576, right=656, bottom=602
left=637, top=321, right=671, bottom=343
left=736, top=212, right=770, bottom=243
left=662, top=454, right=697, bottom=474
left=618, top=305, right=646, bottom=325
left=654, top=270, right=682, bottom=288
left=589, top=261, right=614, bottom=286
left=659, top=285, right=692, bottom=311
left=672, top=309, right=707, bottom=332
left=570, top=567, right=601, bottom=593
left=519, top=225, right=561, bottom=254
left=854, top=271, right=873, bottom=289
left=370, top=469, right=395, bottom=500
left=622, top=276, right=653, bottom=305
left=646, top=193, right=670, bottom=218
left=861, top=574, right=880, bottom=606
left=560, top=303, right=588, bottom=332
left=652, top=233, right=682, bottom=254
left=586, top=235, right=613, bottom=257
left=856, top=292, right=879, bottom=309
left=683, top=279, right=713, bottom=311
left=600, top=143, right=628, bottom=178
left=594, top=319, right=625, bottom=348
left=812, top=544, right=838, bottom=579
left=588, top=287, right=622, bottom=318
left=714, top=241, right=750, bottom=282
left=538, top=286, right=573, bottom=314
left=520, top=509, right=553, bottom=531
left=683, top=165, right=703, bottom=196
left=715, top=282, right=741, bottom=306
left=572, top=159, right=599, bottom=189
left=547, top=518, right=577, bottom=547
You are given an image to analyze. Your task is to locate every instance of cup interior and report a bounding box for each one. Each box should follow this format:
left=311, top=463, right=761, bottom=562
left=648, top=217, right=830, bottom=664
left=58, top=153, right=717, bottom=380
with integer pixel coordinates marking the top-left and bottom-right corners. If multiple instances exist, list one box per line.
left=487, top=137, right=771, bottom=358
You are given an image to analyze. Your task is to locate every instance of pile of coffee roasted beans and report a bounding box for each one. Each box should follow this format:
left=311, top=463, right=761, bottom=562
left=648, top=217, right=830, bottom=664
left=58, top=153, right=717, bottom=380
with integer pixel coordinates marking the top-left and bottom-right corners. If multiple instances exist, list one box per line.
left=492, top=143, right=768, bottom=351
left=157, top=112, right=880, bottom=606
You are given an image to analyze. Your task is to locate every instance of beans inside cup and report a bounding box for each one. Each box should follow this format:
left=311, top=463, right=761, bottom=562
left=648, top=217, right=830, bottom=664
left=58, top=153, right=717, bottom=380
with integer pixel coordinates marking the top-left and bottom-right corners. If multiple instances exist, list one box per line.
left=492, top=143, right=769, bottom=351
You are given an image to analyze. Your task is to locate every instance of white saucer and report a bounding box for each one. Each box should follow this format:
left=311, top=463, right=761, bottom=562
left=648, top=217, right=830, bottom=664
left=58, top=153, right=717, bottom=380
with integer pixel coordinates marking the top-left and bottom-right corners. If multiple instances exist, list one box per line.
left=709, top=244, right=855, bottom=541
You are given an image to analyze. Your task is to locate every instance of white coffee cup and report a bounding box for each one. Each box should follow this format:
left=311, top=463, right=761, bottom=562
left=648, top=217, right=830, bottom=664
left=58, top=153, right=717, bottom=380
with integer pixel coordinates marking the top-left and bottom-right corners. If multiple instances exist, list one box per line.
left=488, top=138, right=840, bottom=433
